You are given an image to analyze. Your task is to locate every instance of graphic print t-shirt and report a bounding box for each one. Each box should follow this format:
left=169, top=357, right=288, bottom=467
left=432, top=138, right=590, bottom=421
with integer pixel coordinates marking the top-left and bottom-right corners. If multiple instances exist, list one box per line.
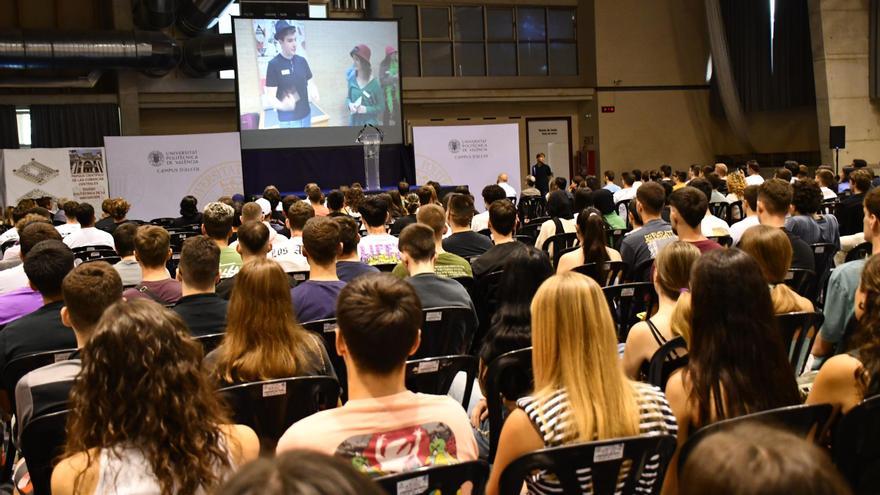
left=276, top=391, right=478, bottom=477
left=357, top=234, right=402, bottom=266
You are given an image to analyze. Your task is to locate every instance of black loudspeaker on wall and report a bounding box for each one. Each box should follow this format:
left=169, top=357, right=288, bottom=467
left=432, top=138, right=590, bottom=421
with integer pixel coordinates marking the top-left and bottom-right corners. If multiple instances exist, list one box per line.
left=830, top=126, right=846, bottom=149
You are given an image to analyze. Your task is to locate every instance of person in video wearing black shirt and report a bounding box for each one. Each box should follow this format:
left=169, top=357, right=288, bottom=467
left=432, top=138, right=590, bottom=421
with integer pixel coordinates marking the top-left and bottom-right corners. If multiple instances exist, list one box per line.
left=531, top=153, right=553, bottom=197
left=265, top=20, right=313, bottom=128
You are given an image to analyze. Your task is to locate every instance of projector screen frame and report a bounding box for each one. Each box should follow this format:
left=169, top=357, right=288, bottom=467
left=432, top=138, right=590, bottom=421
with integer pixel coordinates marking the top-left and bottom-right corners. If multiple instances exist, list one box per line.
left=231, top=16, right=404, bottom=150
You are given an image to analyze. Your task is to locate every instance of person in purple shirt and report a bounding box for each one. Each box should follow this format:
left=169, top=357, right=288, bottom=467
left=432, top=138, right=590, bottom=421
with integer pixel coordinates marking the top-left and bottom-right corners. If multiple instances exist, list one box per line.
left=291, top=217, right=347, bottom=323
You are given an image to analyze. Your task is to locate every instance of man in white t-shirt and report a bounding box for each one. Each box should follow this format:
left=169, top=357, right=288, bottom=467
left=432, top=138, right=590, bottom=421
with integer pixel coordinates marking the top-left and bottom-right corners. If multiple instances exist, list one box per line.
left=63, top=203, right=115, bottom=250
left=357, top=195, right=401, bottom=265
left=613, top=171, right=638, bottom=204
left=272, top=201, right=312, bottom=272
left=690, top=178, right=731, bottom=237
left=276, top=273, right=477, bottom=474
left=496, top=173, right=517, bottom=200
left=471, top=185, right=507, bottom=233
left=745, top=159, right=765, bottom=186
left=816, top=168, right=839, bottom=201
left=230, top=201, right=287, bottom=253
left=54, top=200, right=80, bottom=239
left=0, top=222, right=63, bottom=294
left=730, top=185, right=762, bottom=246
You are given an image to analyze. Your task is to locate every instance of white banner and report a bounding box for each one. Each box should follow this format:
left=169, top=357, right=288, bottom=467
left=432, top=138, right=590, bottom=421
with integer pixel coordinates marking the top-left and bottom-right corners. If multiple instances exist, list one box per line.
left=105, top=132, right=244, bottom=221
left=68, top=148, right=110, bottom=212
left=413, top=123, right=521, bottom=211
left=2, top=148, right=75, bottom=207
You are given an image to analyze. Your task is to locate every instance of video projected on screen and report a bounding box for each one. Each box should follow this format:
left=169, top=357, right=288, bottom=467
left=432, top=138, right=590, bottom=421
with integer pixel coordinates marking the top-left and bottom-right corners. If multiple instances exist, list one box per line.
left=234, top=18, right=402, bottom=150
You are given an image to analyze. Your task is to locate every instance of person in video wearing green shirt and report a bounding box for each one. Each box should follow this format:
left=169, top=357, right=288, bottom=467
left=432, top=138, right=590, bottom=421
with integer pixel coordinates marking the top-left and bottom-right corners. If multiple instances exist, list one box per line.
left=347, top=44, right=382, bottom=127
left=379, top=46, right=399, bottom=126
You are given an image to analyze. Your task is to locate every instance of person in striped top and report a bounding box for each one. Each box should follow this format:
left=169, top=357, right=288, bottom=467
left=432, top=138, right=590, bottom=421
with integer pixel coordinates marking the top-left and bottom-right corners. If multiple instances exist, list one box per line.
left=486, top=272, right=677, bottom=495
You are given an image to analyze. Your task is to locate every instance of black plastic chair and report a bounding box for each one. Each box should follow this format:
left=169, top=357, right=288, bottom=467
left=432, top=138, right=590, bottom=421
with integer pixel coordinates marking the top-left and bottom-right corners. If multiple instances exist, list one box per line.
left=602, top=282, right=658, bottom=342
left=149, top=217, right=176, bottom=227
left=517, top=196, right=547, bottom=225
left=832, top=395, right=880, bottom=494
left=776, top=312, right=824, bottom=375
left=71, top=245, right=118, bottom=266
left=405, top=355, right=478, bottom=408
left=572, top=261, right=627, bottom=287
left=416, top=307, right=478, bottom=360
left=784, top=268, right=817, bottom=301
left=477, top=228, right=491, bottom=238
left=473, top=270, right=504, bottom=353
left=517, top=219, right=546, bottom=244
left=0, top=239, right=16, bottom=255
left=615, top=199, right=630, bottom=221
left=219, top=376, right=340, bottom=453
left=20, top=409, right=69, bottom=495
left=375, top=460, right=489, bottom=495
left=727, top=200, right=744, bottom=223
left=286, top=270, right=310, bottom=286
left=541, top=232, right=578, bottom=267
left=708, top=235, right=733, bottom=248
left=301, top=318, right=346, bottom=399
left=484, top=347, right=533, bottom=462
left=820, top=199, right=839, bottom=216
left=846, top=242, right=873, bottom=263
left=375, top=263, right=398, bottom=273
left=647, top=336, right=688, bottom=389
left=499, top=435, right=677, bottom=495
left=167, top=229, right=201, bottom=252
left=2, top=348, right=76, bottom=407
left=605, top=228, right=627, bottom=251
left=194, top=332, right=224, bottom=354
left=811, top=243, right=837, bottom=277
left=678, top=403, right=834, bottom=473
left=709, top=202, right=730, bottom=222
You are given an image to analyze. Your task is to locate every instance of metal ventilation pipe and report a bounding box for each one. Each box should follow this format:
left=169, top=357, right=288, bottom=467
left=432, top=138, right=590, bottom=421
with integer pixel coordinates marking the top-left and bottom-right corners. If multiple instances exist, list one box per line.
left=181, top=33, right=233, bottom=76
left=176, top=0, right=235, bottom=37
left=134, top=0, right=177, bottom=29
left=0, top=30, right=180, bottom=76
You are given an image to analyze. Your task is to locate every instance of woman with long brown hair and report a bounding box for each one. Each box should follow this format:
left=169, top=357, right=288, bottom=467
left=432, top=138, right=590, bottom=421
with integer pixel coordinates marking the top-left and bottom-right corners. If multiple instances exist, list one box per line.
left=739, top=225, right=814, bottom=314
left=486, top=272, right=677, bottom=495
left=51, top=299, right=259, bottom=495
left=205, top=257, right=334, bottom=385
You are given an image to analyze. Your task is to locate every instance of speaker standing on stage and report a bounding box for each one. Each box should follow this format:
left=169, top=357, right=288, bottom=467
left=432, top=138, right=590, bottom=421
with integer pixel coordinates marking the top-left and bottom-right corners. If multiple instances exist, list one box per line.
left=265, top=20, right=313, bottom=128
left=532, top=153, right=554, bottom=197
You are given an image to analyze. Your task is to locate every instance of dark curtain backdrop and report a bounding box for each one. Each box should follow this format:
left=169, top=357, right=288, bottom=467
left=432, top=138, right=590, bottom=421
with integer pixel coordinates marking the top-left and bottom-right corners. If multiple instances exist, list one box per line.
left=0, top=105, right=19, bottom=149
left=30, top=104, right=121, bottom=148
left=241, top=144, right=416, bottom=196
left=714, top=0, right=815, bottom=113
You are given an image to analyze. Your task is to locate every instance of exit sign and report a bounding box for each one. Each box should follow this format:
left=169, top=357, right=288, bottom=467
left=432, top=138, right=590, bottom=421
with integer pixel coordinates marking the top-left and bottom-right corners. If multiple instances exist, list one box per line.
left=601, top=106, right=616, bottom=113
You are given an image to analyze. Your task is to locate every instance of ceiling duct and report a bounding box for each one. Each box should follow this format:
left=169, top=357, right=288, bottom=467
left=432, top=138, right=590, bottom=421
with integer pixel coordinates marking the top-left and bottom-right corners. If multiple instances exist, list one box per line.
left=181, top=33, right=233, bottom=76
left=176, top=0, right=235, bottom=37
left=134, top=0, right=177, bottom=30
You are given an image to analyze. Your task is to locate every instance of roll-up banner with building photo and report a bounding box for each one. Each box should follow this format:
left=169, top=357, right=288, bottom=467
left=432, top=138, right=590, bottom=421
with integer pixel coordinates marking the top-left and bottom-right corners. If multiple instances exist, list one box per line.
left=104, top=132, right=244, bottom=221
left=1, top=147, right=109, bottom=211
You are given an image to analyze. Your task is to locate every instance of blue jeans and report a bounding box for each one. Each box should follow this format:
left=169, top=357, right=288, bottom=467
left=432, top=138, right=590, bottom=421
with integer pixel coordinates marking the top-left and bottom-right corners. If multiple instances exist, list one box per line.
left=279, top=115, right=311, bottom=128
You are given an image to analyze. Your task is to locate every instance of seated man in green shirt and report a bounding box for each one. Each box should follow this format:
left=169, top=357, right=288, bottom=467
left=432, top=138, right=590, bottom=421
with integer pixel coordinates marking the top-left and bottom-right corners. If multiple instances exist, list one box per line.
left=392, top=204, right=472, bottom=279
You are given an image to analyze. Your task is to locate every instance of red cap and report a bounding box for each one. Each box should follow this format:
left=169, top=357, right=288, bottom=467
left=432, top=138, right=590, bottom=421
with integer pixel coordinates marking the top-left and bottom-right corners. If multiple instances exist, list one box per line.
left=351, top=44, right=371, bottom=61
left=385, top=45, right=398, bottom=56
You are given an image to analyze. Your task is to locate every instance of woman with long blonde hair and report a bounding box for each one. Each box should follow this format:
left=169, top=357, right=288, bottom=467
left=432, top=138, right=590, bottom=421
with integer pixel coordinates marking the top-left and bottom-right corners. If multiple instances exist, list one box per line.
left=739, top=225, right=813, bottom=314
left=205, top=257, right=334, bottom=385
left=486, top=272, right=677, bottom=495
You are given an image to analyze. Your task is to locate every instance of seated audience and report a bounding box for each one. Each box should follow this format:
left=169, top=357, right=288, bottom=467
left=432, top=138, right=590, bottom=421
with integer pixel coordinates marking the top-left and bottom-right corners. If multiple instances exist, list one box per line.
left=689, top=178, right=730, bottom=237
left=620, top=182, right=676, bottom=281
left=392, top=204, right=472, bottom=278
left=556, top=207, right=622, bottom=274
left=206, top=258, right=333, bottom=386
left=292, top=217, right=347, bottom=322
left=724, top=170, right=746, bottom=204
left=276, top=274, right=478, bottom=473
left=534, top=190, right=576, bottom=252
left=2, top=209, right=53, bottom=262
left=470, top=247, right=553, bottom=458
left=443, top=193, right=493, bottom=258
left=745, top=159, right=765, bottom=186
left=757, top=179, right=816, bottom=271
left=776, top=168, right=793, bottom=182
left=839, top=169, right=873, bottom=236
left=486, top=272, right=677, bottom=495
left=273, top=201, right=313, bottom=273
left=99, top=198, right=131, bottom=234
left=55, top=201, right=80, bottom=239
left=51, top=299, right=259, bottom=495
left=387, top=190, right=405, bottom=219
left=626, top=197, right=643, bottom=234
left=216, top=451, right=384, bottom=495
left=232, top=201, right=287, bottom=252
left=15, top=261, right=122, bottom=442
left=673, top=170, right=688, bottom=190
left=111, top=222, right=142, bottom=287
left=730, top=185, right=761, bottom=246
left=679, top=423, right=852, bottom=495
left=472, top=185, right=507, bottom=232
left=816, top=168, right=839, bottom=200
left=216, top=221, right=272, bottom=300
left=173, top=235, right=227, bottom=336
left=94, top=198, right=115, bottom=233
left=357, top=195, right=401, bottom=265
left=664, top=249, right=801, bottom=492
left=275, top=195, right=301, bottom=238
left=809, top=254, right=880, bottom=412
left=740, top=225, right=814, bottom=314
left=622, top=241, right=700, bottom=379
left=613, top=171, right=638, bottom=204
left=0, top=201, right=33, bottom=247
left=202, top=201, right=242, bottom=279
left=326, top=189, right=347, bottom=217
left=334, top=216, right=379, bottom=282
left=305, top=183, right=330, bottom=216
left=262, top=185, right=286, bottom=223
left=344, top=186, right=365, bottom=218
left=786, top=178, right=840, bottom=248
left=603, top=170, right=620, bottom=193
left=0, top=219, right=61, bottom=299
left=471, top=200, right=526, bottom=278
left=172, top=195, right=202, bottom=227
left=668, top=186, right=722, bottom=253
left=389, top=193, right=419, bottom=236
left=593, top=188, right=626, bottom=230
left=122, top=226, right=182, bottom=305
left=0, top=240, right=77, bottom=375
left=63, top=203, right=115, bottom=250
left=521, top=175, right=541, bottom=197
left=497, top=172, right=517, bottom=200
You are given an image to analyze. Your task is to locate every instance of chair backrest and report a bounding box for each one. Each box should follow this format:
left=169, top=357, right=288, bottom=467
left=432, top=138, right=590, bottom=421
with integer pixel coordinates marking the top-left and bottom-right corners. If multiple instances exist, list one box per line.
left=775, top=312, right=824, bottom=375
left=300, top=318, right=346, bottom=399
left=286, top=270, right=310, bottom=286
left=605, top=228, right=626, bottom=251
left=541, top=232, right=578, bottom=267
left=375, top=460, right=489, bottom=495
left=832, top=394, right=880, bottom=493
left=21, top=409, right=69, bottom=495
left=404, top=355, right=478, bottom=408
left=3, top=348, right=76, bottom=405
left=678, top=403, right=834, bottom=473
left=572, top=261, right=627, bottom=287
left=194, top=332, right=225, bottom=354
left=484, top=347, right=533, bottom=462
left=375, top=263, right=398, bottom=273
left=167, top=229, right=201, bottom=252
left=727, top=200, right=744, bottom=224
left=709, top=202, right=730, bottom=222
left=416, top=307, right=477, bottom=360
left=517, top=196, right=547, bottom=224
left=820, top=199, right=839, bottom=216
left=0, top=238, right=16, bottom=255
left=517, top=219, right=546, bottom=244
left=71, top=245, right=118, bottom=266
left=708, top=235, right=732, bottom=248
left=846, top=242, right=874, bottom=263
left=783, top=268, right=817, bottom=301
left=149, top=217, right=175, bottom=227
left=811, top=243, right=837, bottom=277
left=477, top=228, right=491, bottom=237
left=602, top=282, right=658, bottom=342
left=499, top=435, right=677, bottom=495
left=219, top=376, right=340, bottom=453
left=615, top=199, right=630, bottom=223
left=647, top=336, right=688, bottom=389
left=473, top=270, right=504, bottom=352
